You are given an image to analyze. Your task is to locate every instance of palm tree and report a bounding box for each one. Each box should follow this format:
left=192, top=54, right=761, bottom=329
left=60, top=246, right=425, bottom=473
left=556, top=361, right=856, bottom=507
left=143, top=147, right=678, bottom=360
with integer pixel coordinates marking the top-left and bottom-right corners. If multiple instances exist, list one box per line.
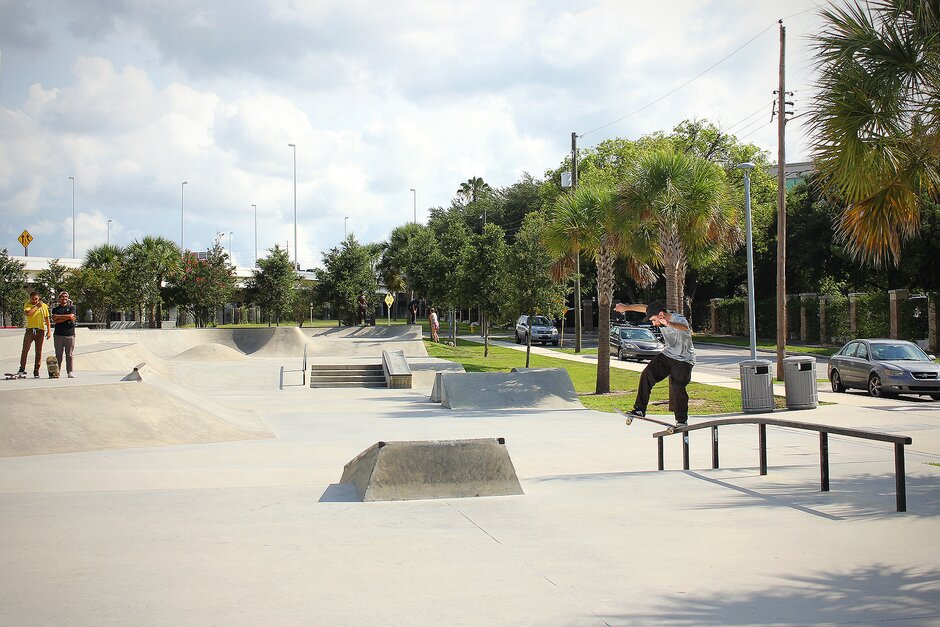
left=456, top=177, right=492, bottom=205
left=545, top=184, right=651, bottom=394
left=809, top=0, right=940, bottom=267
left=618, top=148, right=735, bottom=315
left=84, top=244, right=123, bottom=269
left=125, top=236, right=180, bottom=327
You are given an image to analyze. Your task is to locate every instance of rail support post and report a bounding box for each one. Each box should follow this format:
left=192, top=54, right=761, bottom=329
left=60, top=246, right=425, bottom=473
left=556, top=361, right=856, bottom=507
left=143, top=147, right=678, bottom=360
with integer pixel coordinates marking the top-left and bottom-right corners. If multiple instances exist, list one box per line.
left=682, top=432, right=690, bottom=470
left=758, top=423, right=767, bottom=476
left=657, top=437, right=664, bottom=471
left=711, top=426, right=719, bottom=469
left=819, top=432, right=829, bottom=491
left=895, top=442, right=907, bottom=512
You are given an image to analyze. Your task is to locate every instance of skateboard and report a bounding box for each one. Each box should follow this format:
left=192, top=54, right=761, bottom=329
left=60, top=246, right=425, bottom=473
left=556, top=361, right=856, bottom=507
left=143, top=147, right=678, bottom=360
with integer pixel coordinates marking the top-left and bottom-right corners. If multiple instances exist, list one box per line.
left=617, top=408, right=685, bottom=434
left=46, top=355, right=60, bottom=379
left=4, top=372, right=26, bottom=380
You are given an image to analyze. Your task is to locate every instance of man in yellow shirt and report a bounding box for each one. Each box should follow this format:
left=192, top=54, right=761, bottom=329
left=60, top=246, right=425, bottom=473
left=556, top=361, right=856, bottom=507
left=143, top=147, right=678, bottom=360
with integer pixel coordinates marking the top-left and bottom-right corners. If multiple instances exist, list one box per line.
left=19, top=291, right=51, bottom=378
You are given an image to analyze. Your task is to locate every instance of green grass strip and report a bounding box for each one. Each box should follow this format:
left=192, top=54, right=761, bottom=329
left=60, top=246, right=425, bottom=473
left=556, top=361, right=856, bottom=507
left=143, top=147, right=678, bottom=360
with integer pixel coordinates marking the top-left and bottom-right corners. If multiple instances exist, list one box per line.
left=425, top=338, right=784, bottom=415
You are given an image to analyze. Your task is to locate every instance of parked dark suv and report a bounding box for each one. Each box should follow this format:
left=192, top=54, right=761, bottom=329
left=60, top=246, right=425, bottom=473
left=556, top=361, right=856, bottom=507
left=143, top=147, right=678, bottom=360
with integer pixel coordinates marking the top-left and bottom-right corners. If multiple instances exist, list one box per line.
left=515, top=315, right=559, bottom=346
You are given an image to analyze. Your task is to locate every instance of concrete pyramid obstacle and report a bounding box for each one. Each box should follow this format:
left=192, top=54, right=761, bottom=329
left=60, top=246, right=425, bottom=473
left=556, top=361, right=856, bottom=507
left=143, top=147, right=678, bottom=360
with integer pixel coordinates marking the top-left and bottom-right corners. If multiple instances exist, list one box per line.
left=340, top=438, right=524, bottom=501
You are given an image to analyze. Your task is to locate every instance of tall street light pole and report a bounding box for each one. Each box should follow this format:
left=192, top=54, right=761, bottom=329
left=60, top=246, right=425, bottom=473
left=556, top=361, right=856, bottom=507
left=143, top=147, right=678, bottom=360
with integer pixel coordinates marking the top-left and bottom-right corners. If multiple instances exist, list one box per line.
left=228, top=231, right=233, bottom=263
left=180, top=181, right=188, bottom=253
left=737, top=162, right=758, bottom=360
left=288, top=143, right=297, bottom=271
left=409, top=188, right=416, bottom=223
left=344, top=216, right=349, bottom=239
left=107, top=219, right=112, bottom=246
left=68, top=176, right=75, bottom=258
left=252, top=204, right=257, bottom=267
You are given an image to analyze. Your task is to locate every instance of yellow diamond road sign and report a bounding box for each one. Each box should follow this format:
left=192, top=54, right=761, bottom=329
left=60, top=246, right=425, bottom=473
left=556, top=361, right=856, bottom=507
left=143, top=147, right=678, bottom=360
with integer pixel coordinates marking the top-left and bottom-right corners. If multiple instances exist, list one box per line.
left=384, top=294, right=394, bottom=307
left=18, top=230, right=33, bottom=248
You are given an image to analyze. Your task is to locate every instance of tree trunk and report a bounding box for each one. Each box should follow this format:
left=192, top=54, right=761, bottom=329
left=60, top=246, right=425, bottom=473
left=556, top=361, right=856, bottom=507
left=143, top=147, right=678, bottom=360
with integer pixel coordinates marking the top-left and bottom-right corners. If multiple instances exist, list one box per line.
left=660, top=222, right=682, bottom=312
left=574, top=254, right=582, bottom=353
left=595, top=247, right=615, bottom=395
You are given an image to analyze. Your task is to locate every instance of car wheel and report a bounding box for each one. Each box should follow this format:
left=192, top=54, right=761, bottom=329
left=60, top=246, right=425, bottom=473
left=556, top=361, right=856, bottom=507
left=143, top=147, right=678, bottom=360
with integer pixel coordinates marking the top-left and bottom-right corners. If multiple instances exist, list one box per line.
left=868, top=374, right=887, bottom=398
left=551, top=340, right=558, bottom=347
left=515, top=332, right=521, bottom=344
left=619, top=348, right=628, bottom=361
left=830, top=370, right=845, bottom=393
left=930, top=393, right=940, bottom=401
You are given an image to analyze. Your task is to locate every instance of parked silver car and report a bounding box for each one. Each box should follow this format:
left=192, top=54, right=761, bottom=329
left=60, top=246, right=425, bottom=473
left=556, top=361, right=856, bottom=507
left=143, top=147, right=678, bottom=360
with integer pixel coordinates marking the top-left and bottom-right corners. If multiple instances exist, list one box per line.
left=515, top=315, right=559, bottom=346
left=609, top=326, right=663, bottom=361
left=827, top=339, right=940, bottom=399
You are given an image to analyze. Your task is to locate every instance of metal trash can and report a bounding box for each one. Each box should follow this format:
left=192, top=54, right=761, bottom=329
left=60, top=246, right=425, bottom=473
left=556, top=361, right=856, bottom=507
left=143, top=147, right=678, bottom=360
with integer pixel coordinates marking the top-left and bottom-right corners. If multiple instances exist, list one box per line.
left=740, top=359, right=774, bottom=413
left=783, top=356, right=818, bottom=410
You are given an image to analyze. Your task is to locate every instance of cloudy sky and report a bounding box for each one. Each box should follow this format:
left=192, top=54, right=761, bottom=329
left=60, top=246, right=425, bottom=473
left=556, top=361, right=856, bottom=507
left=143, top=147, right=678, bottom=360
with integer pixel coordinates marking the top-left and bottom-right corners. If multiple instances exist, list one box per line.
left=1, top=0, right=828, bottom=268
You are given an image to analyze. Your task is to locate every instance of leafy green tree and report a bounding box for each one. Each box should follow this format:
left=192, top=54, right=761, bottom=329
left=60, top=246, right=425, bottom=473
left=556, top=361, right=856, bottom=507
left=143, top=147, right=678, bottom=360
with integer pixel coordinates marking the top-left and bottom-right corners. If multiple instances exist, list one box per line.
left=166, top=237, right=236, bottom=327
left=809, top=0, right=940, bottom=267
left=0, top=249, right=27, bottom=327
left=313, top=235, right=379, bottom=325
left=35, top=258, right=72, bottom=302
left=247, top=244, right=296, bottom=326
left=427, top=213, right=472, bottom=344
left=77, top=244, right=125, bottom=327
left=458, top=223, right=507, bottom=356
left=507, top=212, right=568, bottom=366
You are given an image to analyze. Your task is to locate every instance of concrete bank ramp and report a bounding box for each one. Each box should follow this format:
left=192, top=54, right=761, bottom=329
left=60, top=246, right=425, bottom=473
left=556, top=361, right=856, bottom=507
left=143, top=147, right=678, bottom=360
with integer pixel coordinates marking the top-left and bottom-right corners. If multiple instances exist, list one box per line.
left=432, top=367, right=582, bottom=410
left=0, top=381, right=273, bottom=457
left=306, top=325, right=427, bottom=358
left=174, top=343, right=248, bottom=361
left=339, top=438, right=524, bottom=501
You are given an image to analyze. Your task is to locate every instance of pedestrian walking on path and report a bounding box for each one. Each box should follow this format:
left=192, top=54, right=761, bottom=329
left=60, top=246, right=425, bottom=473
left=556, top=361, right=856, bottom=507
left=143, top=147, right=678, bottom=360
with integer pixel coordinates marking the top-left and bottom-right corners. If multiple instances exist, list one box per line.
left=616, top=302, right=696, bottom=427
left=428, top=307, right=440, bottom=342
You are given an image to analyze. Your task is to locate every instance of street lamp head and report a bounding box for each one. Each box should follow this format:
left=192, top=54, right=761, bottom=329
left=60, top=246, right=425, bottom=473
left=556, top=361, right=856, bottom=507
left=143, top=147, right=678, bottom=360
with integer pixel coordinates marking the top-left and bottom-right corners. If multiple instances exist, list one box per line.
left=736, top=162, right=756, bottom=171
left=182, top=181, right=188, bottom=186
left=68, top=176, right=74, bottom=181
left=288, top=143, right=295, bottom=148
left=409, top=188, right=415, bottom=192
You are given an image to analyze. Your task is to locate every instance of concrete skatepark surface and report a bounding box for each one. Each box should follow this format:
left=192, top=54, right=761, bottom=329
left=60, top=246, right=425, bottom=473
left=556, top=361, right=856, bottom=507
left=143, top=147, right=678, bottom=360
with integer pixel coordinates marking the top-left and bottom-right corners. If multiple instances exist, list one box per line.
left=1, top=325, right=940, bottom=624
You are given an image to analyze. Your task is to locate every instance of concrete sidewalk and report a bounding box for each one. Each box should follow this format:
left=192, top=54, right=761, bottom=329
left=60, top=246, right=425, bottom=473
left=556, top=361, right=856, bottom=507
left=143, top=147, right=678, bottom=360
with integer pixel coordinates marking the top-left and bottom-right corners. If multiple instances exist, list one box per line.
left=1, top=327, right=939, bottom=625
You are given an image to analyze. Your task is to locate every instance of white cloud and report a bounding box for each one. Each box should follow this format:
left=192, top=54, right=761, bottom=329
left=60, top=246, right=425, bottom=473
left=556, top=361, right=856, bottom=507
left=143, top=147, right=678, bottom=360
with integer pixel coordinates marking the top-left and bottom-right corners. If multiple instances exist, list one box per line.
left=0, top=0, right=826, bottom=266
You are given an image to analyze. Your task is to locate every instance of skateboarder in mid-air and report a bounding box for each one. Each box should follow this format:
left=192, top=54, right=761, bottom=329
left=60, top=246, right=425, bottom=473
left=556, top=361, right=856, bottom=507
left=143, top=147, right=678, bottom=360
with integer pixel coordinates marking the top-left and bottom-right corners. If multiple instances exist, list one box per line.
left=615, top=301, right=696, bottom=429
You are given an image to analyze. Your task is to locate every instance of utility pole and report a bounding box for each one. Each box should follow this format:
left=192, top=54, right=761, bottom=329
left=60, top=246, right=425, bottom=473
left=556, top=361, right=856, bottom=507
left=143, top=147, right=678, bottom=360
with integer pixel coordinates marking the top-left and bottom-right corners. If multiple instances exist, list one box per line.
left=775, top=21, right=788, bottom=380
left=571, top=131, right=582, bottom=354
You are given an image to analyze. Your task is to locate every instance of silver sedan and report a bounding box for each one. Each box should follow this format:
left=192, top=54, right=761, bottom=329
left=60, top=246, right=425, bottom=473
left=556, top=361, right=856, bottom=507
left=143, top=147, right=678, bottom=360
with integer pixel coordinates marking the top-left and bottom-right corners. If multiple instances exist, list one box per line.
left=827, top=339, right=940, bottom=399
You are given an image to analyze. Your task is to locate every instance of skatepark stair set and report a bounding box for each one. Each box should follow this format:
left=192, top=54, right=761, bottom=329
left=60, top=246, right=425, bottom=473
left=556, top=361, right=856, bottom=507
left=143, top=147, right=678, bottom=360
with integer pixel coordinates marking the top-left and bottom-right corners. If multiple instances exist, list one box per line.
left=310, top=363, right=387, bottom=388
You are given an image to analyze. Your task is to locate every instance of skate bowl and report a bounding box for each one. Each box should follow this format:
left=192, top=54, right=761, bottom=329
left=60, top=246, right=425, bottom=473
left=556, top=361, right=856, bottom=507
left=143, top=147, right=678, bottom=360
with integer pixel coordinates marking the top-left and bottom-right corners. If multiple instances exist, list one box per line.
left=339, top=438, right=524, bottom=501
left=0, top=380, right=272, bottom=457
left=431, top=368, right=582, bottom=410
left=305, top=325, right=427, bottom=358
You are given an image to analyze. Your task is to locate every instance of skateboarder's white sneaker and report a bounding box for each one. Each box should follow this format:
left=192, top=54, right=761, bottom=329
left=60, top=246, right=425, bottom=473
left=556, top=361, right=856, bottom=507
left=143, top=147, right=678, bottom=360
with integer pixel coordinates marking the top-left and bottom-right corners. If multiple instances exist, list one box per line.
left=67, top=372, right=75, bottom=378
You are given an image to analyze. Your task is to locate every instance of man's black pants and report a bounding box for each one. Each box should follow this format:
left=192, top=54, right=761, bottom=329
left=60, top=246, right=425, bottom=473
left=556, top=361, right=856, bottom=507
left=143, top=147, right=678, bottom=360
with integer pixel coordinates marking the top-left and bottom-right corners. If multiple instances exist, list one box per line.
left=633, top=352, right=694, bottom=422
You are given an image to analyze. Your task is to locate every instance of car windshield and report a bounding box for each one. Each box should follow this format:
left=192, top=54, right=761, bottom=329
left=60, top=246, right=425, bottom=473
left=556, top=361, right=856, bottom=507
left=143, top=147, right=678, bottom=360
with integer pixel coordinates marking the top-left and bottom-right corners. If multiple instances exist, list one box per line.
left=529, top=316, right=552, bottom=326
left=621, top=328, right=655, bottom=340
left=870, top=343, right=930, bottom=362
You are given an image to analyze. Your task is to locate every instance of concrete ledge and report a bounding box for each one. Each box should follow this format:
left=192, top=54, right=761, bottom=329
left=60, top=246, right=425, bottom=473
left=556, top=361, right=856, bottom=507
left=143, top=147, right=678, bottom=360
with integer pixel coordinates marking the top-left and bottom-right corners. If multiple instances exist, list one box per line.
left=382, top=349, right=412, bottom=389
left=339, top=438, right=524, bottom=501
left=431, top=368, right=581, bottom=410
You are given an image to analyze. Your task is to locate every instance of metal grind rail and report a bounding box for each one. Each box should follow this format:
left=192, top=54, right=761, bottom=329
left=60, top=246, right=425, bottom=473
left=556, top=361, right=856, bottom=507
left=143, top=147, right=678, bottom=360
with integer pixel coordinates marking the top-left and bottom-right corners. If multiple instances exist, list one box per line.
left=651, top=417, right=913, bottom=512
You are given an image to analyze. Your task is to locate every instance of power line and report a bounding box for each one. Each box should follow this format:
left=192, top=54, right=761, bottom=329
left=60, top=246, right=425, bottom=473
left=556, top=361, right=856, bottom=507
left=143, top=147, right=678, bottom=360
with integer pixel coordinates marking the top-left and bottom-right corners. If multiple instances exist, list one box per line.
left=579, top=8, right=820, bottom=139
